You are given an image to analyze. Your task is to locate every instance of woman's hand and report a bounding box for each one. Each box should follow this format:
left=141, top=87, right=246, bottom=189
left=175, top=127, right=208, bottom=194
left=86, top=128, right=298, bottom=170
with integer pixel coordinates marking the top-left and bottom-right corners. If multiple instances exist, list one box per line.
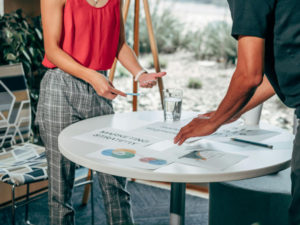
left=138, top=72, right=166, bottom=88
left=89, top=71, right=126, bottom=100
left=174, top=117, right=219, bottom=145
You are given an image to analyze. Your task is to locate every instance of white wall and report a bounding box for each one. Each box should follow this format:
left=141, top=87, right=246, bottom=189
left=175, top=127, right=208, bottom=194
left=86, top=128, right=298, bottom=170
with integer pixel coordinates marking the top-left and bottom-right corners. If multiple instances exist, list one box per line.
left=0, top=0, right=4, bottom=16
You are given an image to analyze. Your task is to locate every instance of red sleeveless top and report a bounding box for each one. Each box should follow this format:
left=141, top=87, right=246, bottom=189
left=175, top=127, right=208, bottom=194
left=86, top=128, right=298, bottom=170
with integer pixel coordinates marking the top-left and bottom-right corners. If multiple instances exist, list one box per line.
left=42, top=0, right=120, bottom=70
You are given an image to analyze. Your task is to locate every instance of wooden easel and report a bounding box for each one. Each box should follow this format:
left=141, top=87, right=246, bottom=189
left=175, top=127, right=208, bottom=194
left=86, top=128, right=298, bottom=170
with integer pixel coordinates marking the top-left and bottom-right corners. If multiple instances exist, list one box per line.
left=108, top=0, right=164, bottom=111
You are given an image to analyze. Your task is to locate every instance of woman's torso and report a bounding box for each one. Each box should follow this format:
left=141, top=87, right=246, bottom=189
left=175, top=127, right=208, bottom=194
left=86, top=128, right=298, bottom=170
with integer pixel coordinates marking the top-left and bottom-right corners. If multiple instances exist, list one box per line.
left=42, top=0, right=120, bottom=70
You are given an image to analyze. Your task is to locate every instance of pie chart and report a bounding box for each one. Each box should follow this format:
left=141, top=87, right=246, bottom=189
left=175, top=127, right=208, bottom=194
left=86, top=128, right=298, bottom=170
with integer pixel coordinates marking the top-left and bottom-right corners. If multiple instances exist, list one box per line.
left=140, top=157, right=167, bottom=165
left=102, top=148, right=136, bottom=159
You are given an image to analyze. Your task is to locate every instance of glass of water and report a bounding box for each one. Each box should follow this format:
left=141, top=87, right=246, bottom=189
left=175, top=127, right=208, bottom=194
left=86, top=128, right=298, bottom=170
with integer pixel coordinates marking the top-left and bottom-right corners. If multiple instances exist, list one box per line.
left=163, top=88, right=183, bottom=122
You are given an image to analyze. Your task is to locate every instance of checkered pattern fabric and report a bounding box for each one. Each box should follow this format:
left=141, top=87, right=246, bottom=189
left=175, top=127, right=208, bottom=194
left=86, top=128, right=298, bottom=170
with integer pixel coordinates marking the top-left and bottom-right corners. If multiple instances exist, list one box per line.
left=35, top=68, right=134, bottom=225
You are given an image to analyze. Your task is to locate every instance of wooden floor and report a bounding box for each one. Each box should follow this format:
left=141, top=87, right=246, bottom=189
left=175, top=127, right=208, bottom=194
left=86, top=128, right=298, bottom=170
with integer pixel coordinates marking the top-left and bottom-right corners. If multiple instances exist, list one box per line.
left=136, top=180, right=209, bottom=199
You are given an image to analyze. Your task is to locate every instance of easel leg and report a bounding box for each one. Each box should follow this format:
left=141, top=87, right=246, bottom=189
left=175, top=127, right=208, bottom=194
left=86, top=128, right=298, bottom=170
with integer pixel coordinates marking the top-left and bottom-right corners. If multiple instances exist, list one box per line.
left=123, top=0, right=131, bottom=20
left=143, top=0, right=164, bottom=107
left=132, top=0, right=140, bottom=111
left=82, top=169, right=92, bottom=205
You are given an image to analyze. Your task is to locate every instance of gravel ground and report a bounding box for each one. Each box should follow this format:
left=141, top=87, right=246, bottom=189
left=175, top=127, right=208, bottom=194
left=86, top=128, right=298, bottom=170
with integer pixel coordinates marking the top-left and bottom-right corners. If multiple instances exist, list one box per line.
left=112, top=51, right=295, bottom=132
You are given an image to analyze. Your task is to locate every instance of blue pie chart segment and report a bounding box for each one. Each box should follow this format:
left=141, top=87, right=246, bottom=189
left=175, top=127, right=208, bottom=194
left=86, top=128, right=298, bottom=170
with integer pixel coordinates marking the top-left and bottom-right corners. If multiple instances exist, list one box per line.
left=102, top=149, right=136, bottom=159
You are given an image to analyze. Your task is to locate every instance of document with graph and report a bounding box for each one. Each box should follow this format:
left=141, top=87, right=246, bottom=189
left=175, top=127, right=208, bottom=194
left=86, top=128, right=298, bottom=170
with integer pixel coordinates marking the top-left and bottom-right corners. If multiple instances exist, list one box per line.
left=74, top=127, right=191, bottom=169
left=176, top=149, right=247, bottom=171
left=86, top=146, right=174, bottom=170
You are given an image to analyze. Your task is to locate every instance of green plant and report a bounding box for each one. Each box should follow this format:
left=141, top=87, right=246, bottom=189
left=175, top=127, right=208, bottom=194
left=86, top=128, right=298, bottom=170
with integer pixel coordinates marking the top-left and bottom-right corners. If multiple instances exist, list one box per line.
left=0, top=9, right=46, bottom=136
left=147, top=57, right=167, bottom=69
left=125, top=0, right=189, bottom=54
left=187, top=78, right=202, bottom=89
left=186, top=21, right=237, bottom=65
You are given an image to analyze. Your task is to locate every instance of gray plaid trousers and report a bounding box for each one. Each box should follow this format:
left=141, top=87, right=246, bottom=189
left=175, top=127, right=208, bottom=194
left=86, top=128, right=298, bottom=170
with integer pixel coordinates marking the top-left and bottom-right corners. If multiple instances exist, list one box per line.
left=35, top=68, right=134, bottom=225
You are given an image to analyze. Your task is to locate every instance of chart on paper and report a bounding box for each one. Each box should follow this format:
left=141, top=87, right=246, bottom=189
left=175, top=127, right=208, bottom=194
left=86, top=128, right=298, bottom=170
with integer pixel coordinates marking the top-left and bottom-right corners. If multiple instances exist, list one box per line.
left=177, top=149, right=247, bottom=171
left=87, top=147, right=171, bottom=170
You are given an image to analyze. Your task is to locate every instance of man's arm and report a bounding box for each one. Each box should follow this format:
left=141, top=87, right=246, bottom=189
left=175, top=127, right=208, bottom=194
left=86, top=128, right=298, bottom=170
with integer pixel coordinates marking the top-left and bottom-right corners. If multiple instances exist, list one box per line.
left=236, top=75, right=275, bottom=116
left=201, top=75, right=275, bottom=121
left=174, top=36, right=266, bottom=145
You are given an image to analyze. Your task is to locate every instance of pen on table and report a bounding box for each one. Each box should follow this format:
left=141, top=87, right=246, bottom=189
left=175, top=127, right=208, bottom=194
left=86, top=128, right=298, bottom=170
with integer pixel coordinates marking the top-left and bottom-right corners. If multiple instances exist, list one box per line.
left=126, top=92, right=143, bottom=96
left=231, top=138, right=273, bottom=149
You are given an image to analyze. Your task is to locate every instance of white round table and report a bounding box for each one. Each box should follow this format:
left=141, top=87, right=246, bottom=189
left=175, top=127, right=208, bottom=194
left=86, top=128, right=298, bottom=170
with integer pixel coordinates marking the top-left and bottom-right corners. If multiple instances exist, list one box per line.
left=58, top=111, right=293, bottom=225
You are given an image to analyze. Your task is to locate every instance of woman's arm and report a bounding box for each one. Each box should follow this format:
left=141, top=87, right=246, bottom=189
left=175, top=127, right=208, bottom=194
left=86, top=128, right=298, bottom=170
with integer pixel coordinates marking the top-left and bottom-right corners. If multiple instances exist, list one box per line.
left=116, top=1, right=166, bottom=88
left=41, top=0, right=125, bottom=99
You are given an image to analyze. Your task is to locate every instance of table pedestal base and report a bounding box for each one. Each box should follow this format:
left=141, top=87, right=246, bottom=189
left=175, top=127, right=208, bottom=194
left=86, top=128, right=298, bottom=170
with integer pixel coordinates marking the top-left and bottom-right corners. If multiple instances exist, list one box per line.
left=170, top=183, right=186, bottom=225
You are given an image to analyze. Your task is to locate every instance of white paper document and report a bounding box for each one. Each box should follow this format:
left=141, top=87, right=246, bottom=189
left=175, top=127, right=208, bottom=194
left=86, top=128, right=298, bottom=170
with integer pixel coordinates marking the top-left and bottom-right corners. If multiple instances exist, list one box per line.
left=132, top=121, right=184, bottom=139
left=177, top=149, right=247, bottom=171
left=73, top=122, right=271, bottom=170
left=132, top=119, right=201, bottom=143
left=74, top=127, right=191, bottom=169
left=73, top=128, right=159, bottom=148
left=87, top=147, right=173, bottom=170
left=205, top=124, right=280, bottom=143
left=146, top=140, right=193, bottom=160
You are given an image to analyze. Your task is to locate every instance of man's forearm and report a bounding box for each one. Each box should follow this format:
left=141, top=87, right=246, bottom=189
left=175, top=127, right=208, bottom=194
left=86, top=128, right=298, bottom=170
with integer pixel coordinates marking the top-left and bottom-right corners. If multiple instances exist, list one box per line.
left=209, top=70, right=261, bottom=128
left=209, top=36, right=266, bottom=128
left=237, top=75, right=275, bottom=116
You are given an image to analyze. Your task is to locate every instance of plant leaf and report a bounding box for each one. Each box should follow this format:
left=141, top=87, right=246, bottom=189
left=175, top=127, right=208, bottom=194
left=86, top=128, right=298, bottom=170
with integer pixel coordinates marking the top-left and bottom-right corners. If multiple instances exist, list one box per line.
left=35, top=28, right=43, bottom=40
left=21, top=48, right=32, bottom=63
left=5, top=53, right=17, bottom=61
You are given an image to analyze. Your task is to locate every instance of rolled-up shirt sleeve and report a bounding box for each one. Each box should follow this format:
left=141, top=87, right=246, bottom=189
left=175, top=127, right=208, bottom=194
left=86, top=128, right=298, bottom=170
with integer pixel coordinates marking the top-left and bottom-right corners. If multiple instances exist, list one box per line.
left=227, top=0, right=274, bottom=40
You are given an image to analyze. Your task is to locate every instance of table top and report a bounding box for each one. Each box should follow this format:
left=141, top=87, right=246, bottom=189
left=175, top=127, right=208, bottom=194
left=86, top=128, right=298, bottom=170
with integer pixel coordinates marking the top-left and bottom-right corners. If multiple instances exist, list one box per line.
left=58, top=111, right=294, bottom=183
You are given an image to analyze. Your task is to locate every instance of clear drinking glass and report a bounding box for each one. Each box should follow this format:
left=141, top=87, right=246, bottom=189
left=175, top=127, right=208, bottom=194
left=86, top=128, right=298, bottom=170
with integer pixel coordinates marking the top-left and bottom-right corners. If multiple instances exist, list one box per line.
left=163, top=88, right=183, bottom=122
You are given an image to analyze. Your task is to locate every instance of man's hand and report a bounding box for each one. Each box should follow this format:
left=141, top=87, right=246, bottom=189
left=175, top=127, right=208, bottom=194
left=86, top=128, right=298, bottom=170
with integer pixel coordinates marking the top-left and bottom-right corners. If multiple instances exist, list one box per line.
left=174, top=117, right=219, bottom=145
left=138, top=72, right=166, bottom=88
